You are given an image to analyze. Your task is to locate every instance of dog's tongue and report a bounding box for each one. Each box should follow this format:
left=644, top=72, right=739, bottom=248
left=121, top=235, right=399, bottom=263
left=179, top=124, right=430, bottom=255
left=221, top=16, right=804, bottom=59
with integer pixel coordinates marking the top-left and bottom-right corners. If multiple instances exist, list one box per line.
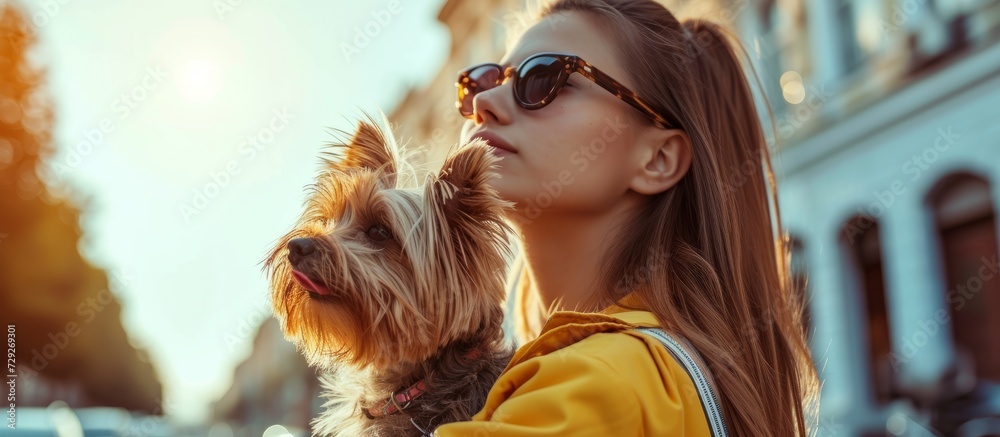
left=292, top=270, right=331, bottom=295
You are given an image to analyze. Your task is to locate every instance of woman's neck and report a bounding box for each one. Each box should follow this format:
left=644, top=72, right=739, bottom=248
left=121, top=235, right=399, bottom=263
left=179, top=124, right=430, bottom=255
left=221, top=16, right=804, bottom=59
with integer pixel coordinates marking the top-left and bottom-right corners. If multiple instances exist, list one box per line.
left=513, top=194, right=642, bottom=329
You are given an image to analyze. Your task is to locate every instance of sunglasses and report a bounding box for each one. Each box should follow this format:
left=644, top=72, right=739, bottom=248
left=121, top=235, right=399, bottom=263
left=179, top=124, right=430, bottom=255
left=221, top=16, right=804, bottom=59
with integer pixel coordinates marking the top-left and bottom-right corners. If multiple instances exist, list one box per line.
left=456, top=52, right=678, bottom=129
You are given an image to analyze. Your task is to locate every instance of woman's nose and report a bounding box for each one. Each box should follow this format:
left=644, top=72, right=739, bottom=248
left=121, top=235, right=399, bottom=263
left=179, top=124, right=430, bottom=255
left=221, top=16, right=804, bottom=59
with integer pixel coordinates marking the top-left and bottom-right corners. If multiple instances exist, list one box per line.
left=471, top=85, right=513, bottom=126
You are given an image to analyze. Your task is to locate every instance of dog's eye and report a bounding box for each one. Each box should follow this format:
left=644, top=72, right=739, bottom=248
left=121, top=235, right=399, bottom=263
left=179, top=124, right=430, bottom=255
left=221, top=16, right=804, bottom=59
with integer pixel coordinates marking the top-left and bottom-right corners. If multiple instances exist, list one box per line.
left=366, top=224, right=392, bottom=243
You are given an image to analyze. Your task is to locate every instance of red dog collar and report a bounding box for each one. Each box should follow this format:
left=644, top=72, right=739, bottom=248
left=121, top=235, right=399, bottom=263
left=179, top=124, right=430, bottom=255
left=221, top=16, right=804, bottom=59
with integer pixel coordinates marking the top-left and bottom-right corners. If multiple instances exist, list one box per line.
left=363, top=348, right=482, bottom=419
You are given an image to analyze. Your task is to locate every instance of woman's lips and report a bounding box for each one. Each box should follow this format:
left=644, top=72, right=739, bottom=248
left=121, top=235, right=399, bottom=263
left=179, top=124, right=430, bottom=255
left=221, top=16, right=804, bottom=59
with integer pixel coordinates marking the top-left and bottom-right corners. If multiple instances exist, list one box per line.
left=469, top=131, right=517, bottom=154
left=292, top=270, right=331, bottom=296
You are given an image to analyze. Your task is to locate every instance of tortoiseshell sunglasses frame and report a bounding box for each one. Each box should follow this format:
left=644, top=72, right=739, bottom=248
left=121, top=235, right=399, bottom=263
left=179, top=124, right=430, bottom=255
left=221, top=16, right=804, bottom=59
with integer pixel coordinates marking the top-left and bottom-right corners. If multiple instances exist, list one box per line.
left=456, top=52, right=678, bottom=129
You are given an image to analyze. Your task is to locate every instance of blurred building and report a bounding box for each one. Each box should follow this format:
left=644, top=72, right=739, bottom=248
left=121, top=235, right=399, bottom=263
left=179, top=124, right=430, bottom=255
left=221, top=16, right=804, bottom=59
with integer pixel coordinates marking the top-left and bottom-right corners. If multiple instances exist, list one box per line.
left=390, top=0, right=1000, bottom=435
left=741, top=0, right=1000, bottom=435
left=390, top=0, right=522, bottom=170
left=212, top=318, right=323, bottom=437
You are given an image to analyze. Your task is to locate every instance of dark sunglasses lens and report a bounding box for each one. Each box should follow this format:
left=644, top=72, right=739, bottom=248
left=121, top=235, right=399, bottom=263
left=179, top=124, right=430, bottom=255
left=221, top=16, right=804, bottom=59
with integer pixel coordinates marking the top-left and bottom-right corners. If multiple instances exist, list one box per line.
left=458, top=65, right=502, bottom=117
left=516, top=56, right=565, bottom=106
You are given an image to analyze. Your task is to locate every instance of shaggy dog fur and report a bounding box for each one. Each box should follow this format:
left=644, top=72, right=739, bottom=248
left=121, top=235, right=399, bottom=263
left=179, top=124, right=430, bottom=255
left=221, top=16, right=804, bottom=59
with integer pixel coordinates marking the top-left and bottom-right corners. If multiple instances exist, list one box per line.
left=265, top=116, right=515, bottom=436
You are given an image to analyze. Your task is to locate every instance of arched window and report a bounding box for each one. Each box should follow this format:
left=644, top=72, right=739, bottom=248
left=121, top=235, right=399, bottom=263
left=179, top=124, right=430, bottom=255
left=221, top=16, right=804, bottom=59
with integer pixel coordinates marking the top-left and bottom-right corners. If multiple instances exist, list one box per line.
left=841, top=216, right=896, bottom=404
left=929, top=173, right=1000, bottom=382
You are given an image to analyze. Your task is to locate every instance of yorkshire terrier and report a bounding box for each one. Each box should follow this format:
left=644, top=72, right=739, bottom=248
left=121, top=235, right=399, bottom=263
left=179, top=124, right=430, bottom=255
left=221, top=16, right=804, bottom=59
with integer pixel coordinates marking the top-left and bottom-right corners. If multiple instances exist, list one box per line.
left=265, top=116, right=515, bottom=436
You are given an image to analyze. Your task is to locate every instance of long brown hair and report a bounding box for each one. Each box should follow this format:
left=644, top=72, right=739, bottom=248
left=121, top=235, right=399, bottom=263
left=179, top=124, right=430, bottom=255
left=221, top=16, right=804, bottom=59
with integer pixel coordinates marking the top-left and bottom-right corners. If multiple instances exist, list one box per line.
left=513, top=1, right=821, bottom=435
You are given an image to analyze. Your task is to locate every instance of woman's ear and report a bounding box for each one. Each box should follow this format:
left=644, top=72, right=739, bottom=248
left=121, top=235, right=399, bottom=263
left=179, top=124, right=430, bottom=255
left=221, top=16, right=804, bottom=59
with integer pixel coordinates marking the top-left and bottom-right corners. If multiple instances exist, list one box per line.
left=629, top=129, right=692, bottom=195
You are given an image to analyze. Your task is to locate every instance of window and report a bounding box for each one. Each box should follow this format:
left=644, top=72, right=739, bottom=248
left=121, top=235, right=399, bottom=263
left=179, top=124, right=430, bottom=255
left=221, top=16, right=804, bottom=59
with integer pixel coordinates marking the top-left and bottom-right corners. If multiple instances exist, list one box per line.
left=841, top=217, right=896, bottom=404
left=757, top=0, right=812, bottom=111
left=929, top=173, right=1000, bottom=382
left=836, top=0, right=864, bottom=73
left=834, top=0, right=892, bottom=76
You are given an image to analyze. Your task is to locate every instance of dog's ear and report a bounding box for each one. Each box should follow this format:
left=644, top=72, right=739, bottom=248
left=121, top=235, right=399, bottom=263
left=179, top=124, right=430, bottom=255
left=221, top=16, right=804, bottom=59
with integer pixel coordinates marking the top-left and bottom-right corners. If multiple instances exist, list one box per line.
left=324, top=120, right=397, bottom=186
left=430, top=140, right=512, bottom=220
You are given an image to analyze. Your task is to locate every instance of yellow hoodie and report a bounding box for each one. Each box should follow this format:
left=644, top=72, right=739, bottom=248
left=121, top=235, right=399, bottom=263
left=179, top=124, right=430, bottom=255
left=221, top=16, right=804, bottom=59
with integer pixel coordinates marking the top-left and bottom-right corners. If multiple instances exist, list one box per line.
left=432, top=295, right=714, bottom=436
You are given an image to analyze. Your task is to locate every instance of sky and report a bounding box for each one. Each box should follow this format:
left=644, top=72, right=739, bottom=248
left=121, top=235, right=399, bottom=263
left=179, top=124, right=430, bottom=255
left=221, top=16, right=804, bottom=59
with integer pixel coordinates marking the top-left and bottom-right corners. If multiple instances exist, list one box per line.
left=21, top=0, right=451, bottom=424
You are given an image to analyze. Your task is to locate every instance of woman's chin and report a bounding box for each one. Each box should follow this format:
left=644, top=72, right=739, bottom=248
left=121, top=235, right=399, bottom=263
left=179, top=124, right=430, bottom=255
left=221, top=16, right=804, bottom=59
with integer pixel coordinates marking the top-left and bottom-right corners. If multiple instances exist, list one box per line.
left=499, top=190, right=551, bottom=227
left=485, top=179, right=514, bottom=205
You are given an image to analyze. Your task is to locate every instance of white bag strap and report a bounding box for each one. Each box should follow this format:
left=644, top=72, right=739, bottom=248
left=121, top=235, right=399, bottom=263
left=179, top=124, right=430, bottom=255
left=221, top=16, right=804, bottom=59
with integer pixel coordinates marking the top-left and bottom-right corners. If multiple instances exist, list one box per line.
left=635, top=327, right=730, bottom=437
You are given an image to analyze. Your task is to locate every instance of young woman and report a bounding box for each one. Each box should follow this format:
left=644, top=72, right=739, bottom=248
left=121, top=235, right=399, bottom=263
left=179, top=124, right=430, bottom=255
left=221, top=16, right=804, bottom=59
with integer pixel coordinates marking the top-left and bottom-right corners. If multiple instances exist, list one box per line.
left=434, top=0, right=818, bottom=435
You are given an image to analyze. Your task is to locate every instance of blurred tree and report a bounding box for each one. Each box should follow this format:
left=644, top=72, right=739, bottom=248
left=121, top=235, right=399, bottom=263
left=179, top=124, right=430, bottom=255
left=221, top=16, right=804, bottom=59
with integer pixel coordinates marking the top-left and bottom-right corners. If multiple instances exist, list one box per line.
left=0, top=0, right=50, bottom=215
left=0, top=3, right=163, bottom=414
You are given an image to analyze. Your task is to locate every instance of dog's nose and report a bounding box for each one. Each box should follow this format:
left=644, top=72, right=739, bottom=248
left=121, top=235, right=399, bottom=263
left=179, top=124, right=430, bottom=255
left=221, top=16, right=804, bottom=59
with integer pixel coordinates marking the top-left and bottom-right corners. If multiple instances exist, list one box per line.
left=287, top=238, right=317, bottom=263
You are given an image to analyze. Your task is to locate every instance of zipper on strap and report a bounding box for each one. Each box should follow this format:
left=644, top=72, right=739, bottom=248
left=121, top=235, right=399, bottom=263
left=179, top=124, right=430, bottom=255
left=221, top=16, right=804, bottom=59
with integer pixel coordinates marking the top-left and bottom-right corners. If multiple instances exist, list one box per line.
left=635, top=327, right=730, bottom=437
